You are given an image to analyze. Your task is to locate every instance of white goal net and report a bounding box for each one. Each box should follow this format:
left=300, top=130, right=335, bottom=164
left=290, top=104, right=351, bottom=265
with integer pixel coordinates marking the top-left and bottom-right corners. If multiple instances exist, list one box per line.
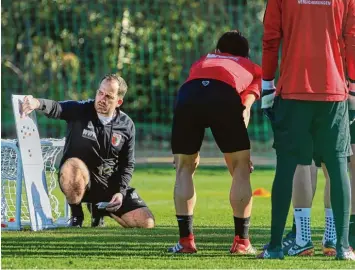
left=1, top=138, right=69, bottom=230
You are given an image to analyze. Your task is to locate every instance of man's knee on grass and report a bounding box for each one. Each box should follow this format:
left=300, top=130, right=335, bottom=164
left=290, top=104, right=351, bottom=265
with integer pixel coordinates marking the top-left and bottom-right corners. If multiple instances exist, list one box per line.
left=111, top=207, right=155, bottom=228
left=59, top=158, right=89, bottom=204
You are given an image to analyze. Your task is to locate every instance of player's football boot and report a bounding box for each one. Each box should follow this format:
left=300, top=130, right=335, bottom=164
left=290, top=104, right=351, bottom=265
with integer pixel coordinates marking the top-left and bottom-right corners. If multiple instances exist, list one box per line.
left=168, top=234, right=197, bottom=253
left=322, top=240, right=336, bottom=256
left=263, top=231, right=295, bottom=250
left=257, top=248, right=284, bottom=259
left=285, top=241, right=314, bottom=256
left=68, top=216, right=83, bottom=227
left=230, top=235, right=257, bottom=255
left=335, top=248, right=355, bottom=260
left=281, top=231, right=296, bottom=254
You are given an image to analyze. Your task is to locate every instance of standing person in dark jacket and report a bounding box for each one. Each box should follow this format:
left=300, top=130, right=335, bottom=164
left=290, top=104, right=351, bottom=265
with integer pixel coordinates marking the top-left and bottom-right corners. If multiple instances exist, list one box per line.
left=21, top=74, right=155, bottom=228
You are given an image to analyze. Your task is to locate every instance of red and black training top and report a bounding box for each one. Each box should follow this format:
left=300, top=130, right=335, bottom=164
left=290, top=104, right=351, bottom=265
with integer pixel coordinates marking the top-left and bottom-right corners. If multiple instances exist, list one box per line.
left=185, top=52, right=262, bottom=100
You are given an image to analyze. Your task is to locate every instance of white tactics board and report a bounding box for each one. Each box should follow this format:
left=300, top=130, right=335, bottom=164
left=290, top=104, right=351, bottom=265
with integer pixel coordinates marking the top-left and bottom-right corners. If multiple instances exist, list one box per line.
left=12, top=95, right=54, bottom=231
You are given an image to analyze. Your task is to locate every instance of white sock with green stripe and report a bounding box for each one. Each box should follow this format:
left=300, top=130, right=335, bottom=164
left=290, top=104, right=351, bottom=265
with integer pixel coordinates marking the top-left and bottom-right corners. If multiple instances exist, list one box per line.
left=323, top=208, right=337, bottom=244
left=294, top=208, right=312, bottom=246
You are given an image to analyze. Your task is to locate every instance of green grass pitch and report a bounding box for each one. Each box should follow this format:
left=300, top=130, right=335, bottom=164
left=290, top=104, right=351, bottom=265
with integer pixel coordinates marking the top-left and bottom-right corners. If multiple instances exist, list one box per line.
left=2, top=166, right=354, bottom=269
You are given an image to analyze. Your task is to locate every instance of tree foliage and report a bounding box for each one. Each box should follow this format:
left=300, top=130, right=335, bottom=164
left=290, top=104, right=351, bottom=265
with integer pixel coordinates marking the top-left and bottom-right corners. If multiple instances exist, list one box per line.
left=2, top=0, right=266, bottom=139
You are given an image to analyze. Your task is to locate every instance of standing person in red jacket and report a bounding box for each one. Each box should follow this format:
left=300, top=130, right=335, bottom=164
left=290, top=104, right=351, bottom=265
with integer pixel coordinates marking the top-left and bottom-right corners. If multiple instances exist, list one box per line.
left=168, top=30, right=261, bottom=254
left=259, top=0, right=355, bottom=260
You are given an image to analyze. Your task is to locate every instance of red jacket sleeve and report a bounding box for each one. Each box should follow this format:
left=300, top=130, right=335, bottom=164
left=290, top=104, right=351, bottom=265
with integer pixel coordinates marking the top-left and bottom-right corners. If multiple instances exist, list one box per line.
left=344, top=0, right=355, bottom=81
left=262, top=0, right=282, bottom=80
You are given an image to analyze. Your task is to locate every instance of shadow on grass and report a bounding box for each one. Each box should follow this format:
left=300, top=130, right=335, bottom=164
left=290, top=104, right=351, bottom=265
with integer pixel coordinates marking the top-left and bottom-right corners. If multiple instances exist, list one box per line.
left=1, top=226, right=330, bottom=259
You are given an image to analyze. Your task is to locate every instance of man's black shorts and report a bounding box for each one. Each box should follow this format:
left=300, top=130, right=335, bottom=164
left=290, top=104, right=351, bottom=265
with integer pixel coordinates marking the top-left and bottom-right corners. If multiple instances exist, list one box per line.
left=82, top=187, right=148, bottom=217
left=171, top=79, right=250, bottom=154
left=59, top=169, right=148, bottom=217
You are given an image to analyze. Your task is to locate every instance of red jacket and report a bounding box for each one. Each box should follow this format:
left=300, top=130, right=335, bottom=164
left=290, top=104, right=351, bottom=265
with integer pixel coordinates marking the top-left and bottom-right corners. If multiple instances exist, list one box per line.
left=262, top=0, right=355, bottom=101
left=186, top=52, right=262, bottom=99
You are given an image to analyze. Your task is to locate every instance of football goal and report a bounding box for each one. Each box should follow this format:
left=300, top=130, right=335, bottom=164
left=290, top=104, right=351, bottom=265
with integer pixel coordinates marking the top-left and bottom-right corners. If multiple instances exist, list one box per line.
left=1, top=138, right=69, bottom=230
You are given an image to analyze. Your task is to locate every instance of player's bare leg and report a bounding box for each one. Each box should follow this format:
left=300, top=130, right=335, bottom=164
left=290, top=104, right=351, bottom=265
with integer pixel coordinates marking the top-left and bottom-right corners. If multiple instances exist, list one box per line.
left=110, top=207, right=155, bottom=228
left=310, top=163, right=318, bottom=199
left=282, top=165, right=314, bottom=256
left=174, top=153, right=198, bottom=215
left=168, top=153, right=199, bottom=253
left=322, top=164, right=332, bottom=209
left=225, top=150, right=252, bottom=218
left=348, top=145, right=355, bottom=249
left=292, top=165, right=313, bottom=207
left=291, top=163, right=335, bottom=256
left=59, top=158, right=89, bottom=227
left=225, top=150, right=256, bottom=255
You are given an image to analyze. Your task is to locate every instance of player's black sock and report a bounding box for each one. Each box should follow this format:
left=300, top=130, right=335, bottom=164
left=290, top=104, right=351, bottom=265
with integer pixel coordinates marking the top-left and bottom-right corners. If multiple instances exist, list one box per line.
left=269, top=154, right=297, bottom=250
left=70, top=203, right=84, bottom=217
left=176, top=215, right=193, bottom=238
left=291, top=216, right=296, bottom=235
left=350, top=215, right=355, bottom=236
left=234, top=216, right=250, bottom=239
left=324, top=156, right=350, bottom=252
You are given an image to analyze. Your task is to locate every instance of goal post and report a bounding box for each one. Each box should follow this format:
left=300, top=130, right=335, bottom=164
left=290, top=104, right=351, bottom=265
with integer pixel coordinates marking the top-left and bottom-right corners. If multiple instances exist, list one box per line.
left=1, top=138, right=70, bottom=230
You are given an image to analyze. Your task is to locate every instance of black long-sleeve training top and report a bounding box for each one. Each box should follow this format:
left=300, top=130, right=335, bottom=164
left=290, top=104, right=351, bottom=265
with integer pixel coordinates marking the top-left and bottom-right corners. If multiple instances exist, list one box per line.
left=37, top=98, right=135, bottom=197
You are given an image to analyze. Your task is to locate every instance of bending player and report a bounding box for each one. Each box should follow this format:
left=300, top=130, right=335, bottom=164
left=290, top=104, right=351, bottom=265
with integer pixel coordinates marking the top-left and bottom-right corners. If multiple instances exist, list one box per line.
left=21, top=74, right=155, bottom=228
left=169, top=30, right=261, bottom=254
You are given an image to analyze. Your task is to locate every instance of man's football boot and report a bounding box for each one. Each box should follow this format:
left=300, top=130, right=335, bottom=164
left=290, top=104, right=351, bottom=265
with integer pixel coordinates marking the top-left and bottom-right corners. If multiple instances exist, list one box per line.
left=68, top=216, right=84, bottom=227
left=322, top=240, right=336, bottom=256
left=168, top=234, right=197, bottom=253
left=286, top=241, right=314, bottom=256
left=230, top=235, right=257, bottom=255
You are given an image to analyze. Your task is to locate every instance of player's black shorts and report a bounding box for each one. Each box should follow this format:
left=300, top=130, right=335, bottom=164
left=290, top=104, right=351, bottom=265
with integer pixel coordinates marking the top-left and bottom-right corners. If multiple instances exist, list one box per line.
left=171, top=79, right=250, bottom=154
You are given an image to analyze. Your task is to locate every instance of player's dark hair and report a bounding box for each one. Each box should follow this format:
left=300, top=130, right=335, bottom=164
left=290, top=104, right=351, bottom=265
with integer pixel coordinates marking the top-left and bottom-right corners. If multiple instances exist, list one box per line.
left=216, top=30, right=250, bottom=58
left=99, top=74, right=128, bottom=98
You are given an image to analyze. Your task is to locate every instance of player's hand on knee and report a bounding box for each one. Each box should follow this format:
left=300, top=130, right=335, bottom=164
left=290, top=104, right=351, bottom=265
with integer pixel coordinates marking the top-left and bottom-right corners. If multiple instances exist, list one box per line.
left=348, top=82, right=355, bottom=125
left=106, top=193, right=123, bottom=212
left=243, top=107, right=251, bottom=127
left=261, top=79, right=276, bottom=120
left=249, top=160, right=254, bottom=173
left=22, top=95, right=40, bottom=118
